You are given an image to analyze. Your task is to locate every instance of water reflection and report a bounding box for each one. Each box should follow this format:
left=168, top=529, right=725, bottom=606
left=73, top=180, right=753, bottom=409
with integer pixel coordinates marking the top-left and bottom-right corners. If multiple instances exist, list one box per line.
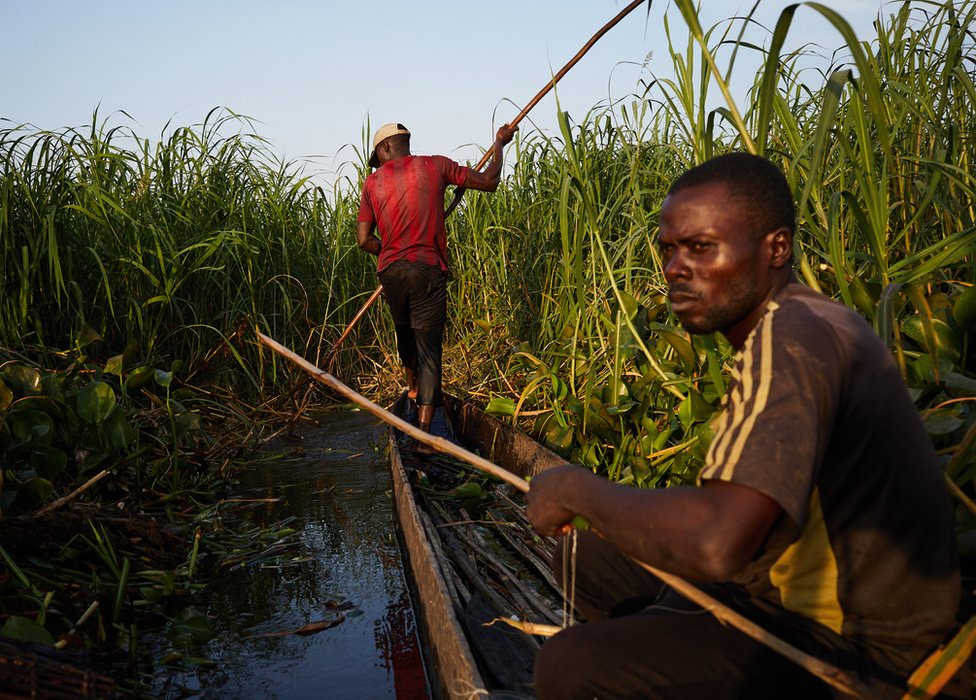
left=162, top=409, right=427, bottom=699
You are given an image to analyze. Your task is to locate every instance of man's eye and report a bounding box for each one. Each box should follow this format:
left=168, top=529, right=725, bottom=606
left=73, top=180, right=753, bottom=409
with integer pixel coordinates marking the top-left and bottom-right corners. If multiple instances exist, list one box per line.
left=690, top=241, right=711, bottom=253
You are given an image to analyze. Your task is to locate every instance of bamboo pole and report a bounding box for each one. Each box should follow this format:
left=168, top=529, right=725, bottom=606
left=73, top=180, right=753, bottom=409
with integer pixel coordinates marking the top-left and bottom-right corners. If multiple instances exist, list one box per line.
left=323, top=0, right=649, bottom=361
left=256, top=329, right=872, bottom=699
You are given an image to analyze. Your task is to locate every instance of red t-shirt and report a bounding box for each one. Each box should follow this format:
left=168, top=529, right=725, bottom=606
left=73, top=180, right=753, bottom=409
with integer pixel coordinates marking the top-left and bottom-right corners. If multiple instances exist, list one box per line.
left=357, top=155, right=469, bottom=273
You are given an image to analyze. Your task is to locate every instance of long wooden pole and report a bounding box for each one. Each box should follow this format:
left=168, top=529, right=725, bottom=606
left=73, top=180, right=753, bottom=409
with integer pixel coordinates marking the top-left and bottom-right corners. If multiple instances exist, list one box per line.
left=256, top=329, right=872, bottom=699
left=324, top=0, right=649, bottom=361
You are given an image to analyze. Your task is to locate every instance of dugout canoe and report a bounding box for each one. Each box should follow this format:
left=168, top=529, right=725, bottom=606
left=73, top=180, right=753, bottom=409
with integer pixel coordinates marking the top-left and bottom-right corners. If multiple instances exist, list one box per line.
left=388, top=392, right=567, bottom=700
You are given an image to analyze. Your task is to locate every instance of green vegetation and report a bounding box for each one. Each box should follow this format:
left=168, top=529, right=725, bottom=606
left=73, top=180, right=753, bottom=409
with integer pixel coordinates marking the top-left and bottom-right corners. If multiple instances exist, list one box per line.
left=1, top=0, right=974, bottom=689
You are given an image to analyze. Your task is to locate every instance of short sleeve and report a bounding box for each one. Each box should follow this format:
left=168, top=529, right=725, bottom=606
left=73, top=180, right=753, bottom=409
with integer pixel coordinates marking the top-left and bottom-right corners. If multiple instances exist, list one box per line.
left=699, top=302, right=841, bottom=529
left=432, top=155, right=468, bottom=188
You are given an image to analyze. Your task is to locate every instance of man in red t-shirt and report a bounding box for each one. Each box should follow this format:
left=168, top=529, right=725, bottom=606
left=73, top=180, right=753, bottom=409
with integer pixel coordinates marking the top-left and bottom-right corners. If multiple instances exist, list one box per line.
left=356, top=122, right=516, bottom=444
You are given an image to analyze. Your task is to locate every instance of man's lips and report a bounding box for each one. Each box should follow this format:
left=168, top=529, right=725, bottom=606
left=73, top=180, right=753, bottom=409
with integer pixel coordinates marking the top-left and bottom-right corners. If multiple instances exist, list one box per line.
left=668, top=287, right=699, bottom=312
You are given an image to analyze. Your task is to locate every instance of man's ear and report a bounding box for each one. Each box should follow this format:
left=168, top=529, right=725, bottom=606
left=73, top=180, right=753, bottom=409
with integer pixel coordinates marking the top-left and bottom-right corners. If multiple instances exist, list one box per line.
left=768, top=227, right=793, bottom=268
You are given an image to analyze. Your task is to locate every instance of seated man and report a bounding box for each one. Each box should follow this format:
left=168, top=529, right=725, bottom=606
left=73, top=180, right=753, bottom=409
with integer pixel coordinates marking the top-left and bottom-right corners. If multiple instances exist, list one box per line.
left=526, top=153, right=965, bottom=699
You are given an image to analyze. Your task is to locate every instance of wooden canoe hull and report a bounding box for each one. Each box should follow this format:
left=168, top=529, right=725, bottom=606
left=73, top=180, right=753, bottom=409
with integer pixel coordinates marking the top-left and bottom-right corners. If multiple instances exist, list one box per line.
left=389, top=394, right=565, bottom=699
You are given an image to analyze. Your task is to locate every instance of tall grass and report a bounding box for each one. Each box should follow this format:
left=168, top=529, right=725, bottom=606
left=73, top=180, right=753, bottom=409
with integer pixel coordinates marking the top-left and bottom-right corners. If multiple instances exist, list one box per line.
left=1, top=1, right=974, bottom=492
left=446, top=0, right=976, bottom=488
left=0, top=108, right=378, bottom=391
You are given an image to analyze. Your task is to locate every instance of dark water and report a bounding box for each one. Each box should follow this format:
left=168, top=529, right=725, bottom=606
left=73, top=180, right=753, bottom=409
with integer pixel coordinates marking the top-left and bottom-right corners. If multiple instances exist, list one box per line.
left=156, top=409, right=427, bottom=699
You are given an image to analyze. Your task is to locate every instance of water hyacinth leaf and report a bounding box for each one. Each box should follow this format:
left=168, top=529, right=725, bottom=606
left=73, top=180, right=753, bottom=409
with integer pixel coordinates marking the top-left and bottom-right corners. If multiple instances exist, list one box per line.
left=75, top=326, right=102, bottom=349
left=607, top=401, right=636, bottom=415
left=1, top=365, right=42, bottom=396
left=123, top=366, right=155, bottom=396
left=11, top=410, right=55, bottom=445
left=485, top=397, right=516, bottom=417
left=551, top=375, right=569, bottom=402
left=677, top=390, right=713, bottom=430
left=649, top=323, right=696, bottom=370
left=104, top=354, right=124, bottom=377
left=901, top=315, right=961, bottom=363
left=174, top=411, right=203, bottom=440
left=453, top=482, right=485, bottom=500
left=1, top=616, right=55, bottom=645
left=76, top=382, right=116, bottom=424
left=618, top=291, right=639, bottom=320
left=924, top=411, right=965, bottom=436
left=953, top=285, right=976, bottom=330
left=31, top=445, right=68, bottom=480
left=40, top=374, right=65, bottom=404
left=0, top=380, right=12, bottom=411
left=174, top=607, right=216, bottom=642
left=543, top=423, right=574, bottom=455
left=11, top=477, right=54, bottom=510
left=155, top=369, right=173, bottom=388
left=912, top=355, right=956, bottom=387
left=946, top=373, right=976, bottom=396
left=106, top=411, right=138, bottom=450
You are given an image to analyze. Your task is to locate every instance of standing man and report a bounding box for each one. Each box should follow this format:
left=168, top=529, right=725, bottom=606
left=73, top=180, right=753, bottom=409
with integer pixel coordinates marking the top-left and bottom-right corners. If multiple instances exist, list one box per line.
left=526, top=153, right=964, bottom=698
left=356, top=122, right=516, bottom=445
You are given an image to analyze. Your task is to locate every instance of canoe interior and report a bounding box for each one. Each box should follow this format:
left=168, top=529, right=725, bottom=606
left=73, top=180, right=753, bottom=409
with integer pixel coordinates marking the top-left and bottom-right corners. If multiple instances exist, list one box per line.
left=389, top=393, right=567, bottom=699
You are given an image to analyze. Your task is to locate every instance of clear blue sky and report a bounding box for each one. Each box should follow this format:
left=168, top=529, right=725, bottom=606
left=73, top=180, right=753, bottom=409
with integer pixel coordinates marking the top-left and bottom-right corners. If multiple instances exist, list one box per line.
left=5, top=1, right=883, bottom=187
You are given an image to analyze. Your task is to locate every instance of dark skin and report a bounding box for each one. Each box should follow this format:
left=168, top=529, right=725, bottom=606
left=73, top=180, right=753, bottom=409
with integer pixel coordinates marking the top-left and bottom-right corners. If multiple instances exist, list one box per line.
left=526, top=181, right=794, bottom=581
left=355, top=124, right=517, bottom=256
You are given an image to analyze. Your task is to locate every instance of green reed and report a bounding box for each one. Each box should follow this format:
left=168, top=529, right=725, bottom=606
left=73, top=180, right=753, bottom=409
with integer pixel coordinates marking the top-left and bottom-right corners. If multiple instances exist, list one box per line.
left=445, top=0, right=976, bottom=487
left=0, top=108, right=377, bottom=388
left=1, top=1, right=973, bottom=491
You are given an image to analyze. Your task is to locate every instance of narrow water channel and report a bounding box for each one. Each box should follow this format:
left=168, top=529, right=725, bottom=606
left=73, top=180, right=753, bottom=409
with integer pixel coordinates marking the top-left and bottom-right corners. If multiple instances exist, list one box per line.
left=156, top=408, right=427, bottom=699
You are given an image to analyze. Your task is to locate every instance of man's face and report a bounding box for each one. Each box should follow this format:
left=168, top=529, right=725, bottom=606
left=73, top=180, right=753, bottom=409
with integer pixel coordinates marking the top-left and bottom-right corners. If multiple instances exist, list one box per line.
left=658, top=181, right=775, bottom=344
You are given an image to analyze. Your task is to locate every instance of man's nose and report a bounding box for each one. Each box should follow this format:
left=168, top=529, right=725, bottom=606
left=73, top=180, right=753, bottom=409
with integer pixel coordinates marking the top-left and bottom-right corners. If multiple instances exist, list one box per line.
left=663, top=251, right=689, bottom=282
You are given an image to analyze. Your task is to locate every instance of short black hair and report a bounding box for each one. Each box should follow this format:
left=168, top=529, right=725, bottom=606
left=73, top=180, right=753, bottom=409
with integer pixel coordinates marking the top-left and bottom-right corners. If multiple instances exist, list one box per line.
left=668, top=153, right=795, bottom=239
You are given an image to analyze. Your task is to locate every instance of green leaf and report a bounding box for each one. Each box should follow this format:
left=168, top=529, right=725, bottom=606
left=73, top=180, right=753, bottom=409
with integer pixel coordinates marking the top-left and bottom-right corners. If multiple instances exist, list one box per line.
left=106, top=412, right=138, bottom=450
left=454, top=482, right=485, bottom=500
left=10, top=477, right=54, bottom=510
left=31, top=446, right=68, bottom=480
left=154, top=369, right=173, bottom=388
left=123, top=366, right=155, bottom=396
left=953, top=285, right=976, bottom=330
left=551, top=375, right=569, bottom=402
left=0, top=380, right=12, bottom=411
left=76, top=326, right=102, bottom=349
left=1, top=365, right=42, bottom=396
left=650, top=323, right=696, bottom=370
left=104, top=354, right=124, bottom=377
left=677, top=390, right=714, bottom=430
left=923, top=412, right=964, bottom=436
left=946, top=372, right=976, bottom=396
left=901, top=315, right=961, bottom=363
left=11, top=410, right=55, bottom=446
left=543, top=423, right=574, bottom=455
left=76, top=382, right=116, bottom=424
left=1, top=616, right=55, bottom=645
left=485, top=397, right=516, bottom=417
